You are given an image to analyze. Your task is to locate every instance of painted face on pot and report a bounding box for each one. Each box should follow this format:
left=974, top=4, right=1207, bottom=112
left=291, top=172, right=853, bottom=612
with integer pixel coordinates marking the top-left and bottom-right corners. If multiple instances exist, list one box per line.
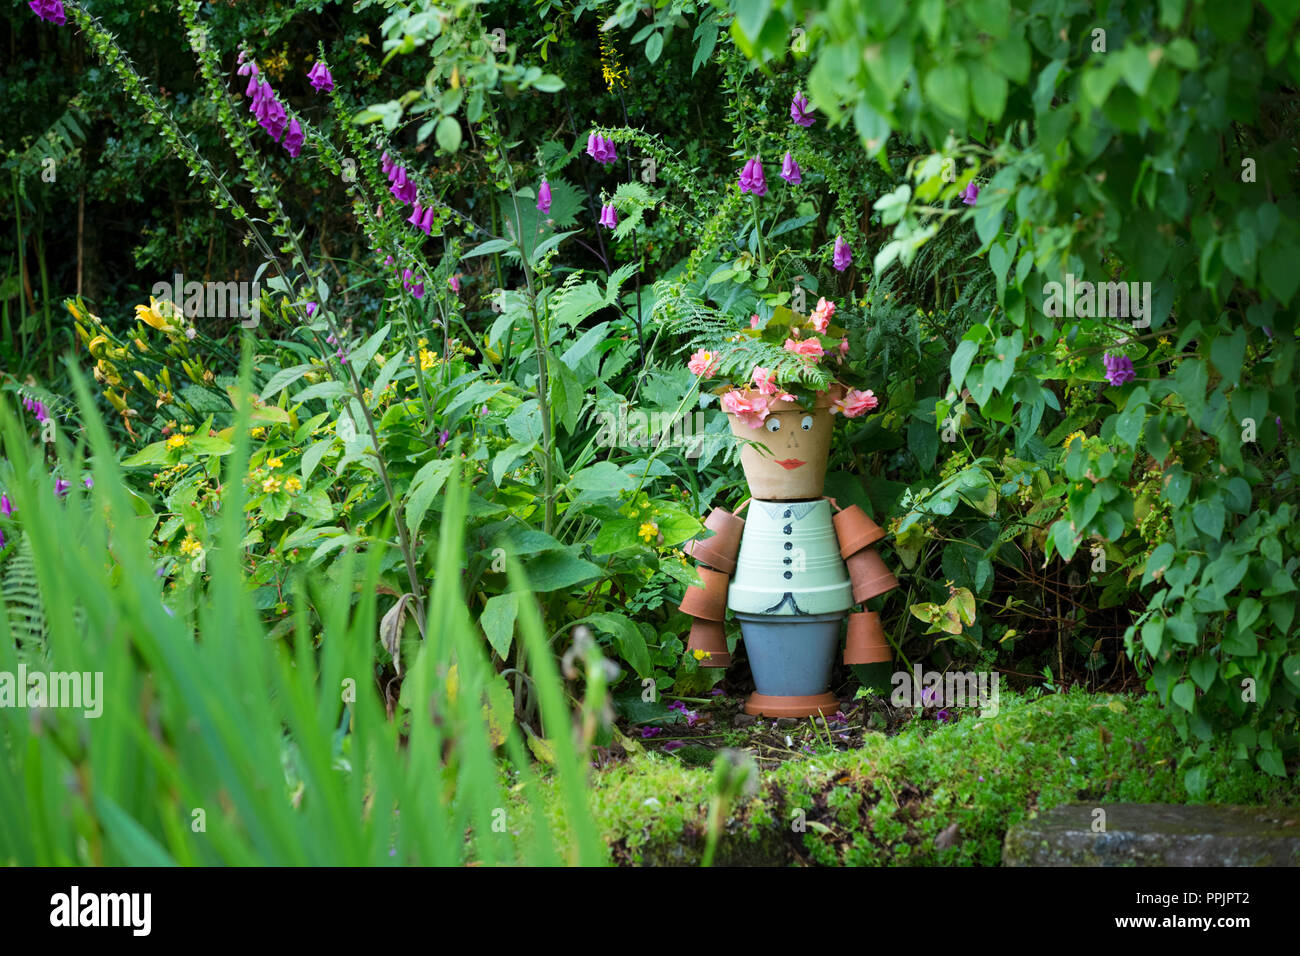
left=728, top=404, right=834, bottom=499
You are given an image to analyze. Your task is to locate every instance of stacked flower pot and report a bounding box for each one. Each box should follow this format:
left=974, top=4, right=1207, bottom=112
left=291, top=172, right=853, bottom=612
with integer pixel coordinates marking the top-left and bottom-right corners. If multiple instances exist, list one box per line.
left=679, top=392, right=900, bottom=718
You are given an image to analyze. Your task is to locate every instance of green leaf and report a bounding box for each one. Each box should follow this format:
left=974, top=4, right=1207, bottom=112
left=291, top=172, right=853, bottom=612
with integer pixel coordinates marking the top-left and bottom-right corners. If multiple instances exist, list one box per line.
left=1192, top=498, right=1225, bottom=539
left=583, top=612, right=651, bottom=677
left=1171, top=681, right=1196, bottom=712
left=404, top=458, right=455, bottom=535
left=645, top=32, right=663, bottom=63
left=436, top=116, right=462, bottom=153
left=517, top=550, right=602, bottom=592
left=260, top=364, right=314, bottom=401
left=481, top=592, right=518, bottom=659
left=923, top=64, right=970, bottom=123
left=950, top=340, right=980, bottom=391
left=301, top=439, right=334, bottom=482
left=970, top=68, right=1007, bottom=121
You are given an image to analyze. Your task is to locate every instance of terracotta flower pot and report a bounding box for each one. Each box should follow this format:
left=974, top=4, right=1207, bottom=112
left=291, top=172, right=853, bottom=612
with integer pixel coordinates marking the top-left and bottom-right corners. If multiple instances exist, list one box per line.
left=832, top=504, right=887, bottom=558
left=678, top=566, right=730, bottom=621
left=685, top=617, right=731, bottom=667
left=683, top=504, right=746, bottom=574
left=843, top=610, right=892, bottom=665
left=844, top=547, right=899, bottom=603
left=726, top=391, right=836, bottom=500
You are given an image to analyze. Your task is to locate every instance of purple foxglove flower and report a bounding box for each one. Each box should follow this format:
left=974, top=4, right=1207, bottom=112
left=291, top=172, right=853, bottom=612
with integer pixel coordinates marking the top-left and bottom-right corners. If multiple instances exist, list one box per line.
left=402, top=268, right=414, bottom=289
left=325, top=333, right=337, bottom=345
left=384, top=255, right=394, bottom=266
left=389, top=167, right=407, bottom=199
left=283, top=118, right=304, bottom=158
left=237, top=59, right=260, bottom=97
left=832, top=235, right=852, bottom=272
left=419, top=204, right=434, bottom=235
left=598, top=202, right=618, bottom=230
left=54, top=478, right=70, bottom=497
left=537, top=180, right=552, bottom=214
left=1103, top=352, right=1136, bottom=387
left=305, top=302, right=318, bottom=317
left=961, top=181, right=979, bottom=205
left=407, top=202, right=424, bottom=228
left=780, top=151, right=802, bottom=185
left=336, top=348, right=348, bottom=363
left=381, top=152, right=392, bottom=175
left=410, top=281, right=425, bottom=299
left=1, top=493, right=11, bottom=516
left=790, top=91, right=815, bottom=127
left=738, top=157, right=767, bottom=197
left=28, top=0, right=65, bottom=25
left=437, top=429, right=450, bottom=448
left=448, top=274, right=461, bottom=293
left=586, top=133, right=617, bottom=165
left=0, top=530, right=4, bottom=549
left=395, top=177, right=418, bottom=205
left=306, top=61, right=334, bottom=93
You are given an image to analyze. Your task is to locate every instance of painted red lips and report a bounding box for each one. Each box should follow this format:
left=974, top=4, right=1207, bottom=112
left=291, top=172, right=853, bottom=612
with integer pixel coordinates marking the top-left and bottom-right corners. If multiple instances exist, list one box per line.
left=775, top=458, right=805, bottom=470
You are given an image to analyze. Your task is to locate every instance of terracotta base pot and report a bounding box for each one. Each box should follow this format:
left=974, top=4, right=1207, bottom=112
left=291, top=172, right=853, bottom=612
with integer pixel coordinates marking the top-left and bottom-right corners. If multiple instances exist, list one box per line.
left=744, top=691, right=840, bottom=718
left=843, top=611, right=891, bottom=664
left=678, top=566, right=730, bottom=621
left=727, top=391, right=836, bottom=500
left=684, top=506, right=745, bottom=574
left=832, top=504, right=887, bottom=558
left=685, top=618, right=731, bottom=667
left=844, top=547, right=899, bottom=602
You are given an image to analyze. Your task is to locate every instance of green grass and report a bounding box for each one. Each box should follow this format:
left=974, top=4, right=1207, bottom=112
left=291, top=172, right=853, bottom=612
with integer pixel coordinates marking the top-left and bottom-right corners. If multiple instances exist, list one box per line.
left=0, top=358, right=602, bottom=865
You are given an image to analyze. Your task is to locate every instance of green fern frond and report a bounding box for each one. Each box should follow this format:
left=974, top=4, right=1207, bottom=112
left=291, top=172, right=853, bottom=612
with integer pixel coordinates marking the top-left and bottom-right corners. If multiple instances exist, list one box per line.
left=1, top=532, right=47, bottom=657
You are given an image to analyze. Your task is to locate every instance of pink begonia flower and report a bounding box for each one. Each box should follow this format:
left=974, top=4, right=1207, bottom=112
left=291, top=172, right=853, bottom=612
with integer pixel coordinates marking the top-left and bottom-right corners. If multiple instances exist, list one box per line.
left=831, top=388, right=879, bottom=418
left=751, top=366, right=779, bottom=396
left=687, top=348, right=721, bottom=377
left=750, top=314, right=762, bottom=329
left=721, top=388, right=772, bottom=429
left=839, top=337, right=850, bottom=356
left=810, top=297, right=836, bottom=333
left=785, top=337, right=825, bottom=361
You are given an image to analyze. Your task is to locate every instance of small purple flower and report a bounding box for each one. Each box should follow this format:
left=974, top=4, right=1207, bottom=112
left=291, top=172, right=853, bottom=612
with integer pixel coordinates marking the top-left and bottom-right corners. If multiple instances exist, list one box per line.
left=305, top=302, right=318, bottom=318
left=978, top=775, right=985, bottom=782
left=708, top=687, right=725, bottom=697
left=54, top=478, right=71, bottom=497
left=419, top=205, right=434, bottom=235
left=27, top=0, right=65, bottom=25
left=336, top=348, right=348, bottom=363
left=407, top=202, right=425, bottom=228
left=437, top=429, right=450, bottom=448
left=738, top=157, right=767, bottom=197
left=780, top=151, right=802, bottom=185
left=640, top=726, right=664, bottom=738
left=961, top=181, right=979, bottom=206
left=410, top=281, right=425, bottom=299
left=662, top=740, right=686, bottom=752
left=307, top=61, right=334, bottom=92
left=0, top=494, right=11, bottom=517
left=790, top=91, right=815, bottom=127
left=599, top=202, right=618, bottom=230
left=667, top=701, right=687, bottom=713
left=83, top=476, right=93, bottom=490
left=390, top=168, right=417, bottom=205
left=381, top=152, right=393, bottom=175
left=1103, top=352, right=1136, bottom=387
left=282, top=118, right=304, bottom=158
left=586, top=132, right=617, bottom=165
left=383, top=255, right=394, bottom=267
left=936, top=709, right=950, bottom=723
left=921, top=687, right=938, bottom=706
left=0, top=530, right=5, bottom=549
left=832, top=235, right=852, bottom=272
left=448, top=274, right=461, bottom=294
left=537, top=180, right=552, bottom=214
left=237, top=58, right=260, bottom=97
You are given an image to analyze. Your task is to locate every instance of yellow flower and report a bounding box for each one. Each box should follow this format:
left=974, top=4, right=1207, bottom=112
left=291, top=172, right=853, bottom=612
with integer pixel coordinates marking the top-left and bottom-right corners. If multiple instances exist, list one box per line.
left=262, top=476, right=283, bottom=494
left=692, top=649, right=711, bottom=661
left=637, top=521, right=658, bottom=543
left=250, top=427, right=265, bottom=439
left=284, top=476, right=302, bottom=494
left=135, top=296, right=179, bottom=333
left=1064, top=430, right=1086, bottom=450
left=1159, top=336, right=1170, bottom=347
left=179, top=536, right=201, bottom=556
left=166, top=434, right=189, bottom=450
left=266, top=456, right=284, bottom=469
left=417, top=337, right=428, bottom=348
left=419, top=348, right=437, bottom=371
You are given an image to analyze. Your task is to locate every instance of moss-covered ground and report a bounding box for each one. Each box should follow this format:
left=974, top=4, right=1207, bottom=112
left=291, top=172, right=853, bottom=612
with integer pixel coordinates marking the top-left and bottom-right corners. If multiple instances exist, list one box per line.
left=527, top=689, right=1298, bottom=866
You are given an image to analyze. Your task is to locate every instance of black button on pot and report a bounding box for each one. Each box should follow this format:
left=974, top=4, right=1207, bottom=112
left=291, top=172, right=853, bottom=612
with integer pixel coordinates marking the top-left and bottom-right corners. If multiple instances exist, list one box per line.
left=783, top=525, right=792, bottom=534
left=784, top=542, right=792, bottom=550
left=783, top=571, right=793, bottom=580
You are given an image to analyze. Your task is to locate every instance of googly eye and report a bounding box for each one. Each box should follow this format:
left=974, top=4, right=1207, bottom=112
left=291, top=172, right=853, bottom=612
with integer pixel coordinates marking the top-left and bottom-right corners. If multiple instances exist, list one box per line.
left=765, top=417, right=782, bottom=433
left=801, top=415, right=814, bottom=431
